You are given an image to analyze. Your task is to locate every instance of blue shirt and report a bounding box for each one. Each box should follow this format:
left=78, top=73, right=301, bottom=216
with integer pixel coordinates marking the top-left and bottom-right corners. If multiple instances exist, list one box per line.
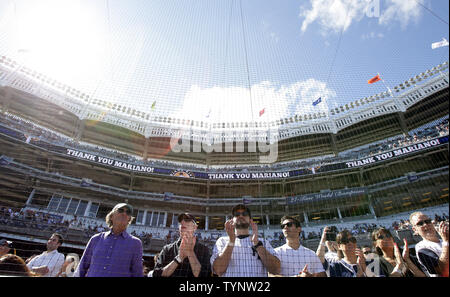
left=78, top=230, right=143, bottom=277
left=323, top=255, right=366, bottom=277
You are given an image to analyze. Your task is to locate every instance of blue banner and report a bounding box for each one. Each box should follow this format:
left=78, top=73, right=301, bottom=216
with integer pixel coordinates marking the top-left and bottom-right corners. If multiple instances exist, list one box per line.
left=286, top=187, right=368, bottom=205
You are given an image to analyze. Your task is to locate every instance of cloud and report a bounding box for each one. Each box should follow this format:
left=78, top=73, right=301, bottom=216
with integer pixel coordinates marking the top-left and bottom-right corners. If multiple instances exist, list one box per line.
left=262, top=20, right=280, bottom=43
left=299, top=0, right=369, bottom=34
left=170, top=79, right=336, bottom=125
left=300, top=0, right=422, bottom=34
left=269, top=32, right=280, bottom=43
left=378, top=0, right=421, bottom=29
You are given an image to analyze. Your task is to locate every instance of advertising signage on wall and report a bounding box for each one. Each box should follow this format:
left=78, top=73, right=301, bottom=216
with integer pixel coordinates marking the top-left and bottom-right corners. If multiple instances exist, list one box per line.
left=29, top=135, right=450, bottom=180
left=344, top=136, right=448, bottom=169
left=286, top=187, right=368, bottom=205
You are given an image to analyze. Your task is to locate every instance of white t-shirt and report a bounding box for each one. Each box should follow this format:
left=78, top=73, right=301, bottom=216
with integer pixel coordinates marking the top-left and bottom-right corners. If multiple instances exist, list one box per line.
left=274, top=244, right=325, bottom=276
left=415, top=239, right=443, bottom=277
left=27, top=250, right=65, bottom=277
left=210, top=236, right=277, bottom=277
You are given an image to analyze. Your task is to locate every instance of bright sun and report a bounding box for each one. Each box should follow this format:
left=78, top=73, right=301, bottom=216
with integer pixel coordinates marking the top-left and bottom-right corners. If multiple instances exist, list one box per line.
left=13, top=0, right=107, bottom=87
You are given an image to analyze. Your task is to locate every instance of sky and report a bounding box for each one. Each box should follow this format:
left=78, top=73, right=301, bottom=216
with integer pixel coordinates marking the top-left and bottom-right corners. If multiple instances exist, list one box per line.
left=0, top=0, right=448, bottom=127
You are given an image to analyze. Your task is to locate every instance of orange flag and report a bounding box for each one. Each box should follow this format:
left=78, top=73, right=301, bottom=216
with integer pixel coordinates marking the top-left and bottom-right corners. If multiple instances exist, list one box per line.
left=368, top=74, right=381, bottom=84
left=259, top=108, right=265, bottom=117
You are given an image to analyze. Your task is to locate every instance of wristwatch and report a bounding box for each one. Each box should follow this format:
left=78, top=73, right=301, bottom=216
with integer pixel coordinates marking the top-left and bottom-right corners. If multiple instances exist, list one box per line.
left=174, top=255, right=182, bottom=265
left=253, top=241, right=263, bottom=250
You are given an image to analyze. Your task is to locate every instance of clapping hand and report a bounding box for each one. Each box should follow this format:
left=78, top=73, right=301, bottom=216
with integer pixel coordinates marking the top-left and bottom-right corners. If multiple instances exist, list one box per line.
left=393, top=242, right=407, bottom=275
left=225, top=219, right=236, bottom=243
left=321, top=226, right=330, bottom=242
left=355, top=248, right=367, bottom=276
left=298, top=264, right=312, bottom=277
left=402, top=239, right=410, bottom=263
left=251, top=220, right=259, bottom=246
left=179, top=231, right=196, bottom=260
left=438, top=221, right=449, bottom=242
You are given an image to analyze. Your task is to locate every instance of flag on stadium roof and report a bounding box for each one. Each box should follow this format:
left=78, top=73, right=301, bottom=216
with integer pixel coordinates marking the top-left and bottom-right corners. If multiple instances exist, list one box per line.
left=312, top=97, right=322, bottom=106
left=368, top=74, right=381, bottom=84
left=259, top=108, right=265, bottom=117
left=432, top=38, right=449, bottom=49
left=151, top=101, right=156, bottom=109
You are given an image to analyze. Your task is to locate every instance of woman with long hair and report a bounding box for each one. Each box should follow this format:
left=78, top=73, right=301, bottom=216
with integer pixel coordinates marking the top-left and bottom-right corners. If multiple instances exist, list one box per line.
left=371, top=228, right=426, bottom=277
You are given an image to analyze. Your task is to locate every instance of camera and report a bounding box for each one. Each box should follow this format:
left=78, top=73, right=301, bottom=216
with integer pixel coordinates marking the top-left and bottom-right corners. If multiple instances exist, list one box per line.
left=325, top=226, right=338, bottom=241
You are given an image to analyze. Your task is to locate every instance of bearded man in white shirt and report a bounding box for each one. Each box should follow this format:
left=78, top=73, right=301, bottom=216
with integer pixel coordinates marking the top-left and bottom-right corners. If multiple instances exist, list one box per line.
left=271, top=216, right=326, bottom=277
left=27, top=233, right=65, bottom=277
left=211, top=204, right=280, bottom=277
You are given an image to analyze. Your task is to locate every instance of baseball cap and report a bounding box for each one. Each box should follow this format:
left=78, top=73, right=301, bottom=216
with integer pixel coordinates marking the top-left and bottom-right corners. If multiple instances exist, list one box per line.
left=0, top=239, right=13, bottom=248
left=232, top=204, right=251, bottom=217
left=112, top=203, right=133, bottom=214
left=178, top=213, right=196, bottom=224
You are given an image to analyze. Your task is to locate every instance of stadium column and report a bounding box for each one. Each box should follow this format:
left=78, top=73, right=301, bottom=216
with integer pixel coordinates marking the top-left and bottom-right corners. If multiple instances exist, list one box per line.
left=143, top=137, right=149, bottom=161
left=47, top=157, right=53, bottom=172
left=129, top=173, right=135, bottom=191
left=84, top=201, right=92, bottom=217
left=26, top=188, right=36, bottom=205
left=359, top=167, right=377, bottom=219
left=368, top=200, right=377, bottom=219
left=396, top=112, right=409, bottom=134
left=149, top=212, right=154, bottom=226
left=1, top=89, right=12, bottom=112
left=330, top=134, right=339, bottom=156
left=303, top=212, right=309, bottom=226
left=337, top=207, right=343, bottom=222
left=74, top=119, right=85, bottom=141
left=142, top=210, right=147, bottom=227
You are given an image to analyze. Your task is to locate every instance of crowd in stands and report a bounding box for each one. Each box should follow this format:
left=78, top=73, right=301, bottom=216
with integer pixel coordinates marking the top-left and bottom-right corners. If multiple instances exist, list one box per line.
left=1, top=112, right=448, bottom=174
left=0, top=206, right=164, bottom=245
left=2, top=203, right=448, bottom=253
left=1, top=205, right=448, bottom=277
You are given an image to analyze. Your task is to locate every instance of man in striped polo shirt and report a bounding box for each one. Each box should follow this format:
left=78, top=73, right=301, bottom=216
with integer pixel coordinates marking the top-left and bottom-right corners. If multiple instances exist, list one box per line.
left=210, top=204, right=280, bottom=277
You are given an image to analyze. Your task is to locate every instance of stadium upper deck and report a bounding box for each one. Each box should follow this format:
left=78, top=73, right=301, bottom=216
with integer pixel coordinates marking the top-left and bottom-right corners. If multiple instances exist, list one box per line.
left=0, top=55, right=448, bottom=165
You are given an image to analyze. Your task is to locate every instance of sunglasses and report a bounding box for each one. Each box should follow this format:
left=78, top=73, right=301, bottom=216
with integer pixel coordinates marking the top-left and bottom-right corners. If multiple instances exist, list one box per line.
left=234, top=211, right=249, bottom=217
left=415, top=219, right=432, bottom=226
left=339, top=237, right=357, bottom=244
left=281, top=222, right=296, bottom=229
left=376, top=234, right=392, bottom=240
left=116, top=208, right=131, bottom=215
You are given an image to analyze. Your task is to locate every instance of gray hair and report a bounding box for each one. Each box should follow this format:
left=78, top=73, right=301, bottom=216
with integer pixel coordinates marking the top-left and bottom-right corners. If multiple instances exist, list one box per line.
left=409, top=211, right=425, bottom=225
left=105, top=210, right=135, bottom=229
